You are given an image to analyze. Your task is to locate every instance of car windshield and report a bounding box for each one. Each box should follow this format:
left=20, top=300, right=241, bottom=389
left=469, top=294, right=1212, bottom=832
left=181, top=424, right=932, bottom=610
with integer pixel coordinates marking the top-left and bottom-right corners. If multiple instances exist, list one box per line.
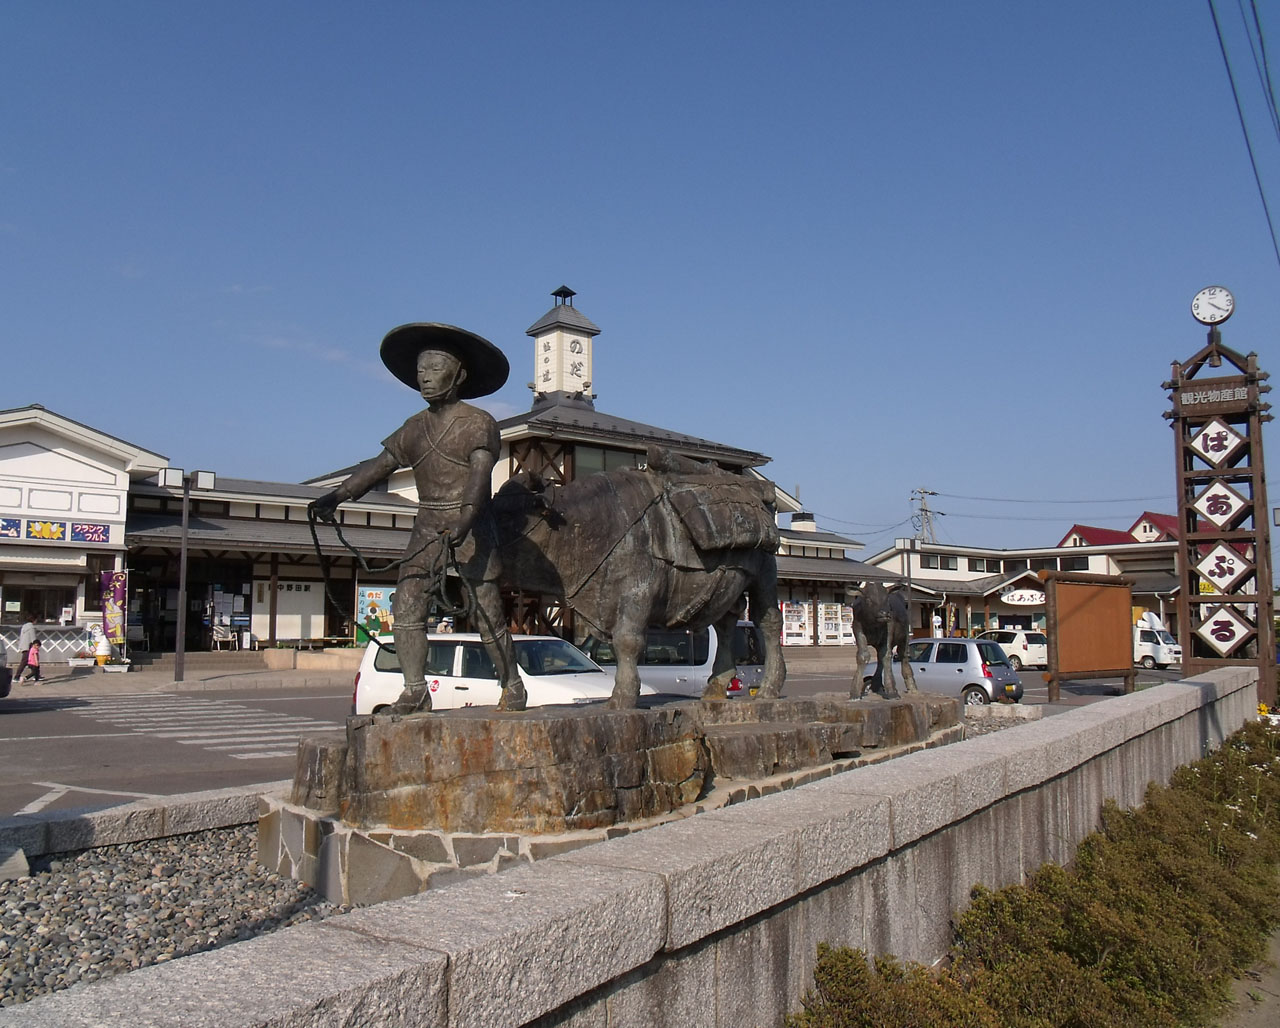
left=513, top=639, right=602, bottom=675
left=976, top=641, right=1010, bottom=666
left=905, top=641, right=933, bottom=662
left=1158, top=631, right=1177, bottom=645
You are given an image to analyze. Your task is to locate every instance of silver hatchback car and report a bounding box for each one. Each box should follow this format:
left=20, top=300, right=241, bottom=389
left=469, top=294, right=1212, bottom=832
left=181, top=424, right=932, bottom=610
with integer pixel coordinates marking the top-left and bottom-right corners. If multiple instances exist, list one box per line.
left=903, top=637, right=1024, bottom=705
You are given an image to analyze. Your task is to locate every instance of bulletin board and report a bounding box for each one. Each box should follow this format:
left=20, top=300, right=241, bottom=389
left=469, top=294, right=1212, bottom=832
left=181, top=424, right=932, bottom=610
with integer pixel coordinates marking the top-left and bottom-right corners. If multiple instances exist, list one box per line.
left=1041, top=570, right=1136, bottom=702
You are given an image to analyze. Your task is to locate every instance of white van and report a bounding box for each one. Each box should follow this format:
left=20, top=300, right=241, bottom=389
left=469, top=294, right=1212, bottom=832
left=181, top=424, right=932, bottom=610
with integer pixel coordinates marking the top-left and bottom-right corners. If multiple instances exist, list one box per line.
left=1134, top=613, right=1181, bottom=669
left=580, top=622, right=768, bottom=698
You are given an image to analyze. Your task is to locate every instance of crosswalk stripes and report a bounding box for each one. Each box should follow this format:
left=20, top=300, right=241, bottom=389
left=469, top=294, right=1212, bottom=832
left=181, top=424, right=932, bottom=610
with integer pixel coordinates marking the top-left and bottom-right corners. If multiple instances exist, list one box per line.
left=73, top=694, right=342, bottom=759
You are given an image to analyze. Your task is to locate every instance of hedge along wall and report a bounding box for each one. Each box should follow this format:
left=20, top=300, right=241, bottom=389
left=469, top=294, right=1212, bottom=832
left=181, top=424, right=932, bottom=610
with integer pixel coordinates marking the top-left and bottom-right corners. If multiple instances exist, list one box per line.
left=4, top=669, right=1257, bottom=1028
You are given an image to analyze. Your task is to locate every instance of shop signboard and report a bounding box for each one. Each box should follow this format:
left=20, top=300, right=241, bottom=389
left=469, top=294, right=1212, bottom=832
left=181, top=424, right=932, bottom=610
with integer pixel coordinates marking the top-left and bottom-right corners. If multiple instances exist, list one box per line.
left=999, top=586, right=1045, bottom=606
left=357, top=586, right=395, bottom=641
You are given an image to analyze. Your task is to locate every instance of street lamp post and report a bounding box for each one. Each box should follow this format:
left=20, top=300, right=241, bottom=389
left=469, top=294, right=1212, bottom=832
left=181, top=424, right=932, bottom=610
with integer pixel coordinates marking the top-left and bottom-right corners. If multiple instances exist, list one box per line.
left=159, top=468, right=215, bottom=683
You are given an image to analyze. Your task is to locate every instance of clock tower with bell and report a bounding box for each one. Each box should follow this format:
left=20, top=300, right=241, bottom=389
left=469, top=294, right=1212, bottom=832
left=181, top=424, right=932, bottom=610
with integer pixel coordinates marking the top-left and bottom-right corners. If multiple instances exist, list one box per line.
left=526, top=285, right=601, bottom=410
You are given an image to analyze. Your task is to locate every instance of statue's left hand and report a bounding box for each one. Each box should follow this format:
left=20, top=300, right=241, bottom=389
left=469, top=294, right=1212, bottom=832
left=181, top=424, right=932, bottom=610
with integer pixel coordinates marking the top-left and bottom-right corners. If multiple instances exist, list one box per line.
left=309, top=490, right=342, bottom=523
left=449, top=507, right=477, bottom=545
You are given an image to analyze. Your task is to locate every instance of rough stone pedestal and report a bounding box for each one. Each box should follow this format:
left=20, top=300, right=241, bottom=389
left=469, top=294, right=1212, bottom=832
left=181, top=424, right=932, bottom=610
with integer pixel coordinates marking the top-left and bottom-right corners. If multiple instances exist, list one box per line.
left=265, top=693, right=961, bottom=905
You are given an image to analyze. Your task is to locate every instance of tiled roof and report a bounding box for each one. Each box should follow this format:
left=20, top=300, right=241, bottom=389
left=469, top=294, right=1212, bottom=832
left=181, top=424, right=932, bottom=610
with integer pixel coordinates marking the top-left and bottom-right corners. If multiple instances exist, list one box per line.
left=525, top=305, right=602, bottom=336
left=1129, top=511, right=1180, bottom=540
left=1057, top=524, right=1137, bottom=547
left=135, top=476, right=417, bottom=508
left=775, top=555, right=902, bottom=584
left=125, top=514, right=407, bottom=558
left=498, top=401, right=770, bottom=468
left=779, top=528, right=863, bottom=548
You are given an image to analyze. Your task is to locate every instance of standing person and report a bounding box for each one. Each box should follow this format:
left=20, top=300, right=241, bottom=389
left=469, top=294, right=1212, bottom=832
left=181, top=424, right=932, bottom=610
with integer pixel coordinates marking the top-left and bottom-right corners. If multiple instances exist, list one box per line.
left=309, top=323, right=526, bottom=715
left=13, top=612, right=38, bottom=682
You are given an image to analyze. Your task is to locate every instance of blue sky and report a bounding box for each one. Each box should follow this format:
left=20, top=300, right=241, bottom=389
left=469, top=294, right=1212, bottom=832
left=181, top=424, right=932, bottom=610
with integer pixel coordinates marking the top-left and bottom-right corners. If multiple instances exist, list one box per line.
left=4, top=2, right=1279, bottom=557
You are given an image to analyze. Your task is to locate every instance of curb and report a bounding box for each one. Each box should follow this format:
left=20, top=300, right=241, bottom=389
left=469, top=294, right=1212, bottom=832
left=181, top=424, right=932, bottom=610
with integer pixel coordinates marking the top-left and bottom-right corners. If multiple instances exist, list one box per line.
left=6, top=669, right=353, bottom=698
left=0, top=780, right=291, bottom=859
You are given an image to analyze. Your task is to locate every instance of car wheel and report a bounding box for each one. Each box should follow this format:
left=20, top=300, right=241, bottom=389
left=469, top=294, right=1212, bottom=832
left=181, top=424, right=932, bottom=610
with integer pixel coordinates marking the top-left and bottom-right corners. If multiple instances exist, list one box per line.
left=1008, top=655, right=1022, bottom=671
left=1140, top=656, right=1156, bottom=670
left=962, top=686, right=989, bottom=706
left=372, top=704, right=391, bottom=715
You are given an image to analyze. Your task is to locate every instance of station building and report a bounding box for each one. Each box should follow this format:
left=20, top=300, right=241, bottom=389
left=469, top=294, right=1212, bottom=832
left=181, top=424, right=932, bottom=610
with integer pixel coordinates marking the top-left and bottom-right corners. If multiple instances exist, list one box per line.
left=1, top=290, right=848, bottom=658
left=0, top=289, right=1183, bottom=659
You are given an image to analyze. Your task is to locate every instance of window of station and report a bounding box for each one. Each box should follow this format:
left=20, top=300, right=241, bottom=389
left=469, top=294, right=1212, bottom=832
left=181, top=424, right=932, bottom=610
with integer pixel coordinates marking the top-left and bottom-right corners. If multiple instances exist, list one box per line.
left=1061, top=555, right=1089, bottom=571
left=1002, top=559, right=1028, bottom=574
left=920, top=554, right=957, bottom=571
left=83, top=554, right=116, bottom=612
left=1, top=586, right=77, bottom=626
left=969, top=557, right=1002, bottom=573
left=1030, top=557, right=1058, bottom=571
left=574, top=446, right=640, bottom=477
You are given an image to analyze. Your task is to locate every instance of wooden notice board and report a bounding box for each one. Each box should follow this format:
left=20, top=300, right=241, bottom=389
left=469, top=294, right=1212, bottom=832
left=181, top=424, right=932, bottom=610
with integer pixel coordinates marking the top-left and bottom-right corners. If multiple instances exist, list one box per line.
left=1040, top=570, right=1136, bottom=702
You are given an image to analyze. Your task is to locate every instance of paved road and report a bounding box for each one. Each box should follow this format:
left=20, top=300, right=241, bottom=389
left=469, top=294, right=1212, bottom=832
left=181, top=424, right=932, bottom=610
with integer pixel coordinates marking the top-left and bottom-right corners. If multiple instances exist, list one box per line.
left=0, top=686, right=349, bottom=818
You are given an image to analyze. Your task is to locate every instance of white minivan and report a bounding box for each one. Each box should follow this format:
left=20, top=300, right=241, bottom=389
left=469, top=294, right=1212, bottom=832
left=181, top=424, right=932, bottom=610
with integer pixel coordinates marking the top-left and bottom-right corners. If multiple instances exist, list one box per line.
left=975, top=629, right=1048, bottom=671
left=352, top=633, right=643, bottom=715
left=580, top=622, right=768, bottom=697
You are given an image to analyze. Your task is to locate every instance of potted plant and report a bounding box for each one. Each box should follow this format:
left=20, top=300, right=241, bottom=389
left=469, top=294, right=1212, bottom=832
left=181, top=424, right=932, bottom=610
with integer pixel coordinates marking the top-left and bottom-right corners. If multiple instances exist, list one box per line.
left=100, top=655, right=132, bottom=673
left=67, top=651, right=96, bottom=669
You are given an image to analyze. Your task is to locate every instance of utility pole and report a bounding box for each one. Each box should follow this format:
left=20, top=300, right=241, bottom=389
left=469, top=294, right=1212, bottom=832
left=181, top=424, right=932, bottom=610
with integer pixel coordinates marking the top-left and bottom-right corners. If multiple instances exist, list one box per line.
left=910, top=488, right=940, bottom=543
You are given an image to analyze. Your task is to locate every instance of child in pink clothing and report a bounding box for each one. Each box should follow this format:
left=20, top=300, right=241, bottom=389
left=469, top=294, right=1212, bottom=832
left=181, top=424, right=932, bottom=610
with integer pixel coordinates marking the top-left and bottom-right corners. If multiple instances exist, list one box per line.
left=18, top=640, right=40, bottom=683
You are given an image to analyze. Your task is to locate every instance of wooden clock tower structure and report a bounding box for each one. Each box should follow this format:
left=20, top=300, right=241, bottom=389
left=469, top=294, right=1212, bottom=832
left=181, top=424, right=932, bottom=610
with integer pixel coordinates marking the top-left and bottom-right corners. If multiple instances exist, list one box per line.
left=1165, top=289, right=1276, bottom=705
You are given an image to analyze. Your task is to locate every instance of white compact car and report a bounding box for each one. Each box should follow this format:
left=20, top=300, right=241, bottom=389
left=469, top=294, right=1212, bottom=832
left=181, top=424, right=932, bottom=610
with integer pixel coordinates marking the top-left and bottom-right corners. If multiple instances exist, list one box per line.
left=352, top=633, right=644, bottom=714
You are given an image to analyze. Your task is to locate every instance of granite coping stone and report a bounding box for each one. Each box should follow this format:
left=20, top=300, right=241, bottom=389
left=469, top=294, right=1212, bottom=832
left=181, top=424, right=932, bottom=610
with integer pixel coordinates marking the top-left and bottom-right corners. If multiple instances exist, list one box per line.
left=552, top=812, right=800, bottom=951
left=974, top=714, right=1086, bottom=780
left=0, top=919, right=446, bottom=1028
left=697, top=785, right=892, bottom=891
left=957, top=731, right=1053, bottom=794
left=814, top=760, right=959, bottom=848
left=329, top=859, right=665, bottom=1028
left=883, top=744, right=1011, bottom=820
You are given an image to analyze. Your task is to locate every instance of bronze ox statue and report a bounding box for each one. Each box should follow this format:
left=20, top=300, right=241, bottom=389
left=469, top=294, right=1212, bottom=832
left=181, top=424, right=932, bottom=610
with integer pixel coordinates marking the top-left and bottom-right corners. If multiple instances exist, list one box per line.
left=490, top=449, right=786, bottom=708
left=849, top=582, right=917, bottom=700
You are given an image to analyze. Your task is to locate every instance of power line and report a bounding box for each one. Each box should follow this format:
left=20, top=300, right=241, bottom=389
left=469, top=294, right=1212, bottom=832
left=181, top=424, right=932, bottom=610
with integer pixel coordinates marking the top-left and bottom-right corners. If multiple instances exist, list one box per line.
left=932, top=491, right=1171, bottom=505
left=1243, top=0, right=1280, bottom=138
left=941, top=512, right=1143, bottom=523
left=1209, top=0, right=1280, bottom=272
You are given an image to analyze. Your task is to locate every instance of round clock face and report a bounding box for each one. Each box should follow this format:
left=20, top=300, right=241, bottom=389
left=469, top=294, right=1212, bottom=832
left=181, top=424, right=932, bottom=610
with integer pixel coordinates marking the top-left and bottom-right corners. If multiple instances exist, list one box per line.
left=1192, top=286, right=1234, bottom=325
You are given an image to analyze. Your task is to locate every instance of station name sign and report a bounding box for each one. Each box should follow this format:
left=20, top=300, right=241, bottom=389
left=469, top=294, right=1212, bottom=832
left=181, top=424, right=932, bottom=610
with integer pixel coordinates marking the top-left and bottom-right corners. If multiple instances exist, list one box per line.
left=999, top=586, right=1045, bottom=606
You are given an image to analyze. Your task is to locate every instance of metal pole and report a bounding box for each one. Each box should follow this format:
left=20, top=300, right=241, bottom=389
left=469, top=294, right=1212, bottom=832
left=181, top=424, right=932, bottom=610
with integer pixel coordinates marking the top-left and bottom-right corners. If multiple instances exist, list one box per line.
left=174, top=474, right=191, bottom=683
left=904, top=538, right=914, bottom=638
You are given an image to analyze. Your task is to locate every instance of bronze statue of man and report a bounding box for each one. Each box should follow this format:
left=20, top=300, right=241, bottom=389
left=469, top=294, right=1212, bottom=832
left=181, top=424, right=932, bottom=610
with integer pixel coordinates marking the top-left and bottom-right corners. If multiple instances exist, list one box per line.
left=310, top=323, right=526, bottom=714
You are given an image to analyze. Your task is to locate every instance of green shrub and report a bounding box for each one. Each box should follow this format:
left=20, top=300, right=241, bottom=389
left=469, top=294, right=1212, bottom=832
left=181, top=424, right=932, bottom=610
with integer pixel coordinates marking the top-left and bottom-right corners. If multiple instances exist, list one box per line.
left=788, top=718, right=1280, bottom=1028
left=785, top=944, right=1000, bottom=1028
